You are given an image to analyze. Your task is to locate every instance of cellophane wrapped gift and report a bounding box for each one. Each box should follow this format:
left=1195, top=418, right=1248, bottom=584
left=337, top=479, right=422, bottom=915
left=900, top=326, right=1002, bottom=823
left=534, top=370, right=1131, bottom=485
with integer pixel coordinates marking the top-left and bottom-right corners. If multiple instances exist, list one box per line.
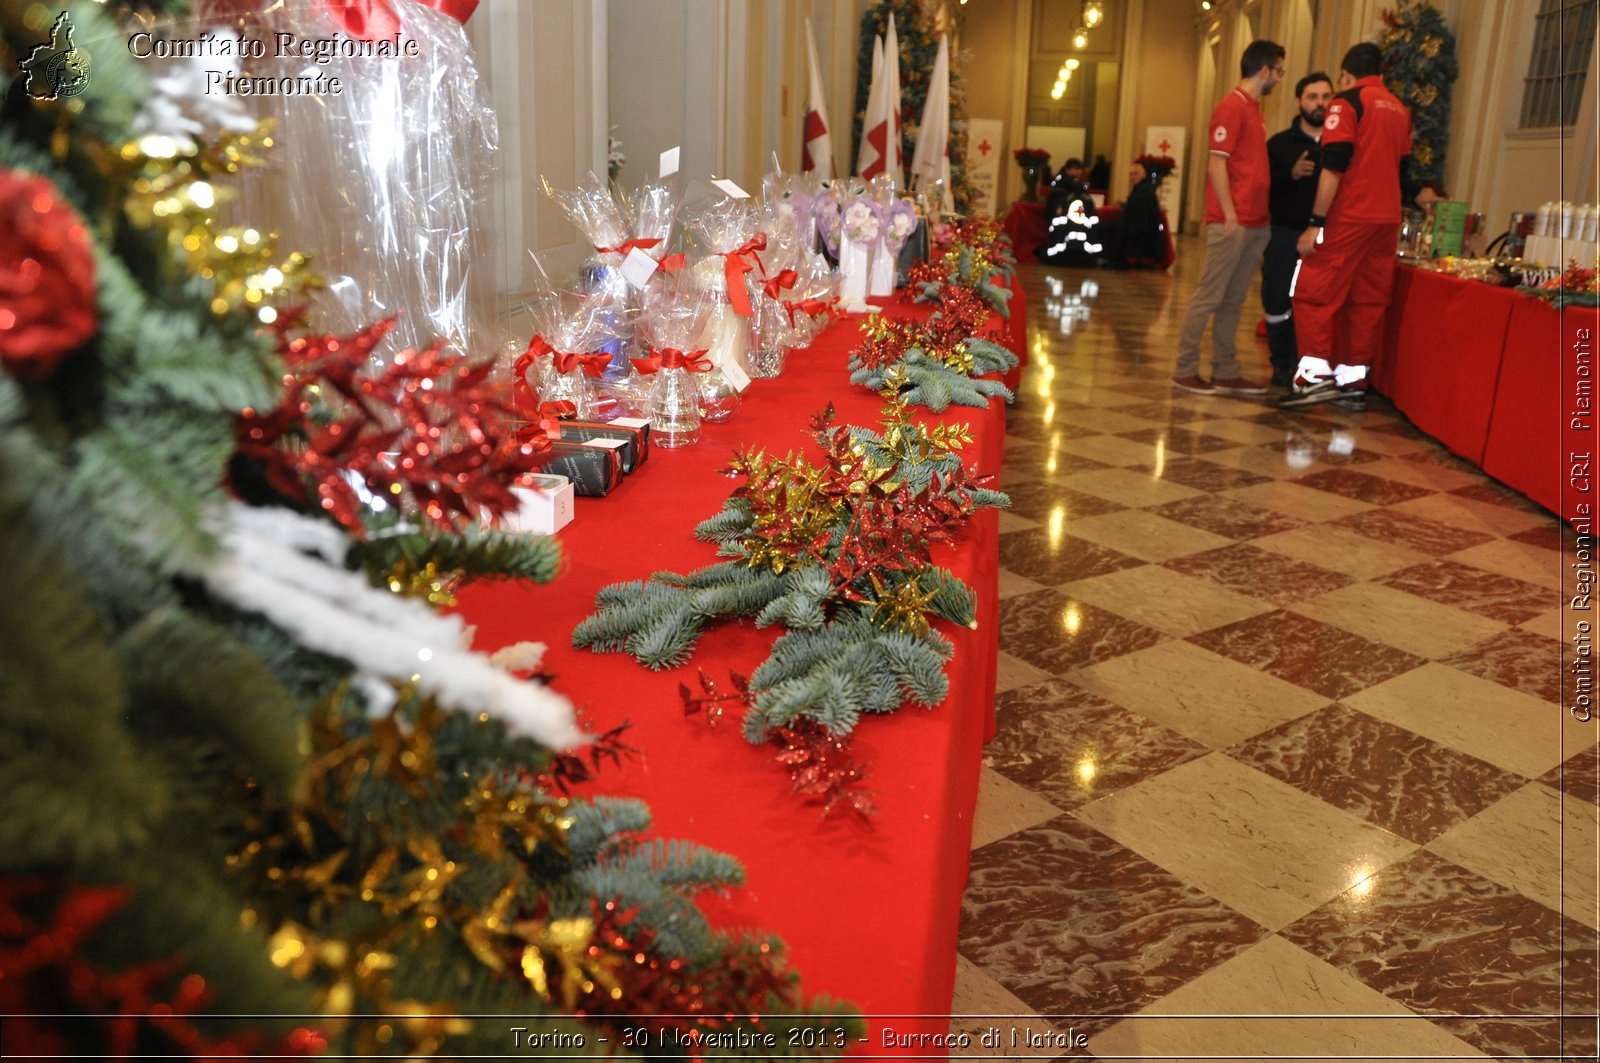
left=685, top=197, right=766, bottom=417
left=762, top=170, right=823, bottom=254
left=626, top=178, right=681, bottom=263
left=518, top=290, right=620, bottom=421
left=834, top=181, right=879, bottom=305
left=634, top=278, right=717, bottom=449
left=545, top=173, right=635, bottom=383
left=218, top=0, right=498, bottom=365
left=866, top=175, right=901, bottom=298
left=813, top=183, right=843, bottom=268
left=785, top=251, right=841, bottom=348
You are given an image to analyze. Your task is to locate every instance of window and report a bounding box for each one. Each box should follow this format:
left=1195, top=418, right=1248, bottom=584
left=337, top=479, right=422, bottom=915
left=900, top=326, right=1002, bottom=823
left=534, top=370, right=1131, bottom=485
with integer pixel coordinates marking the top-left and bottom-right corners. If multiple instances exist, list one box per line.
left=1521, top=0, right=1597, bottom=128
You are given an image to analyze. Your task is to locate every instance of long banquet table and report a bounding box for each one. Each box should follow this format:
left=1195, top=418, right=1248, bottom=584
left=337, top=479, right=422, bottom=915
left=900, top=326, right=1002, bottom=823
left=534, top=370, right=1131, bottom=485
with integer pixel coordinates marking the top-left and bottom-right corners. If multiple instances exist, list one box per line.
left=1374, top=266, right=1599, bottom=524
left=458, top=282, right=1026, bottom=1051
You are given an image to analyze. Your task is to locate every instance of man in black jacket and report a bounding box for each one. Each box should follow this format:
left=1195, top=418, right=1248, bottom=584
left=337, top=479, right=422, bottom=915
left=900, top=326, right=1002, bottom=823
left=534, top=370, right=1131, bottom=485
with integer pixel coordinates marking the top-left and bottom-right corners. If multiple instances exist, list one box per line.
left=1261, top=72, right=1333, bottom=389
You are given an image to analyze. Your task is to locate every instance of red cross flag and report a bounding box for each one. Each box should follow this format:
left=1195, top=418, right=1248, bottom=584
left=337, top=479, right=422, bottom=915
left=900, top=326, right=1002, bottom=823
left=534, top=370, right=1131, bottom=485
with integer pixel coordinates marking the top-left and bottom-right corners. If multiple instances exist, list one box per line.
left=802, top=17, right=834, bottom=177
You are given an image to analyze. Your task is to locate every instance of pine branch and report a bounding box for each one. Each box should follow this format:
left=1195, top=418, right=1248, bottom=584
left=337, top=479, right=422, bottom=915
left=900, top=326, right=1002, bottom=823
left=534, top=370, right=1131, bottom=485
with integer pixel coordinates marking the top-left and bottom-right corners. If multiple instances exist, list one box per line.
left=348, top=525, right=564, bottom=587
left=116, top=607, right=307, bottom=799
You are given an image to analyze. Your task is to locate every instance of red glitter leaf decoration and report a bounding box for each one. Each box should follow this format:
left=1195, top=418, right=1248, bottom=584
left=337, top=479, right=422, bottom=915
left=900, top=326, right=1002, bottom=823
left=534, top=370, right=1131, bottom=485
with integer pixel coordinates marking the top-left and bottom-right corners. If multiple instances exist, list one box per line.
left=235, top=314, right=553, bottom=536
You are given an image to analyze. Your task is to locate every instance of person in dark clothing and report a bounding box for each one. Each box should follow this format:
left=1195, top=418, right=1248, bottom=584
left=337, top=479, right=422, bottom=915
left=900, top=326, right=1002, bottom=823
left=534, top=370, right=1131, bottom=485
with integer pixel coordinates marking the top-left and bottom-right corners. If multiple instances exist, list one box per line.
left=1261, top=72, right=1334, bottom=389
left=1037, top=158, right=1103, bottom=267
left=1100, top=156, right=1173, bottom=269
left=1088, top=154, right=1111, bottom=191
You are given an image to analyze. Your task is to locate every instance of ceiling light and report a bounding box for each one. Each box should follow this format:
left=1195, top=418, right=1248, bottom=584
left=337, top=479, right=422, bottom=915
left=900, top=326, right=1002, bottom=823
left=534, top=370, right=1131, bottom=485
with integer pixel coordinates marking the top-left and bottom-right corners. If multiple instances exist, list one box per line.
left=1083, top=2, right=1103, bottom=27
left=1072, top=30, right=1089, bottom=49
left=1066, top=57, right=1080, bottom=70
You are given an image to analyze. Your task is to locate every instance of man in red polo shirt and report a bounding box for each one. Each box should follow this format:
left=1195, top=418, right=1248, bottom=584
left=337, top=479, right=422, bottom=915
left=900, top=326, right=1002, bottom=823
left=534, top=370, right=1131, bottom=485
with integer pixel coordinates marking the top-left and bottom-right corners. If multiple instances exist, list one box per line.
left=1281, top=42, right=1413, bottom=412
left=1172, top=39, right=1286, bottom=398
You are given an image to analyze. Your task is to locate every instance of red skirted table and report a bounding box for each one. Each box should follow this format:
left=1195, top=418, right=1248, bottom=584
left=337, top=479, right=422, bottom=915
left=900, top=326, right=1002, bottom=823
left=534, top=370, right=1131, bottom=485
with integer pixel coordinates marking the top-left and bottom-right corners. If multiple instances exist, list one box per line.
left=1376, top=264, right=1600, bottom=523
left=1003, top=200, right=1176, bottom=269
left=1001, top=200, right=1048, bottom=263
left=457, top=290, right=1016, bottom=1050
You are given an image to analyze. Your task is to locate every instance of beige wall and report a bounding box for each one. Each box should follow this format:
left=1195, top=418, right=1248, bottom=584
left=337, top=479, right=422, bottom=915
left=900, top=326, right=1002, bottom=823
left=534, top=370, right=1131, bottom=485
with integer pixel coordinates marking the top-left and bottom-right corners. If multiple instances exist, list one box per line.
left=467, top=0, right=607, bottom=300
left=1113, top=0, right=1201, bottom=216
left=961, top=0, right=1027, bottom=206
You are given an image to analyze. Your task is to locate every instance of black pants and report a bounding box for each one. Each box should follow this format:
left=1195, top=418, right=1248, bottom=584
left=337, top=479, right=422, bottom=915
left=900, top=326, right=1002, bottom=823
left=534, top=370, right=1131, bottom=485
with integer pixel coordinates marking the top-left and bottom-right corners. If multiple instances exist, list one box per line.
left=1260, top=223, right=1302, bottom=383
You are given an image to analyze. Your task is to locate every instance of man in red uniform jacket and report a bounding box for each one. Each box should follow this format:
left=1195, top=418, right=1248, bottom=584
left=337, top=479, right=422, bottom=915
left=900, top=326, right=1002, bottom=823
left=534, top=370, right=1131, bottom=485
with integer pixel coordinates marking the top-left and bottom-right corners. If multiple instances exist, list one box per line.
left=1281, top=42, right=1412, bottom=412
left=1171, top=39, right=1286, bottom=398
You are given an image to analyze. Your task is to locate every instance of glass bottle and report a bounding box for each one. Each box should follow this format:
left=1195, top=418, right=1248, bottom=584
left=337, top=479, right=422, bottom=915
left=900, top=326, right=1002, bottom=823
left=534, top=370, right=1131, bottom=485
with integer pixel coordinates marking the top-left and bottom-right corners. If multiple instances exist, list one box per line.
left=649, top=366, right=702, bottom=448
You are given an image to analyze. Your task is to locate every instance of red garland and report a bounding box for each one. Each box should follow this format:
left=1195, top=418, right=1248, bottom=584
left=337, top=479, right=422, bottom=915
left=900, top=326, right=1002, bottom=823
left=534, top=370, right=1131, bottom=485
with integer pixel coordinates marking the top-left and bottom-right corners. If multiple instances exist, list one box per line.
left=0, top=170, right=97, bottom=380
left=680, top=669, right=877, bottom=819
left=0, top=875, right=325, bottom=1059
left=236, top=313, right=553, bottom=535
left=572, top=899, right=800, bottom=1042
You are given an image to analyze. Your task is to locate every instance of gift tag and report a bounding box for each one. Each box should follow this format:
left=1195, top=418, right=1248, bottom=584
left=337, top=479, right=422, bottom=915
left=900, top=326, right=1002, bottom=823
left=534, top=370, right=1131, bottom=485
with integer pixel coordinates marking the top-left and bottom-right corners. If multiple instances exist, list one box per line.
left=710, top=178, right=750, bottom=200
left=723, top=358, right=752, bottom=393
left=659, top=146, right=680, bottom=178
left=620, top=246, right=659, bottom=290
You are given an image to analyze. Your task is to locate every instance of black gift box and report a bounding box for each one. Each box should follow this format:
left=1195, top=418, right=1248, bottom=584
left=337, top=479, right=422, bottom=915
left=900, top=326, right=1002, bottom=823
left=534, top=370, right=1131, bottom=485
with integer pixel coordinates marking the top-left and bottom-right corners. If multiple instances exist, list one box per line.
left=550, top=418, right=650, bottom=474
left=531, top=442, right=623, bottom=497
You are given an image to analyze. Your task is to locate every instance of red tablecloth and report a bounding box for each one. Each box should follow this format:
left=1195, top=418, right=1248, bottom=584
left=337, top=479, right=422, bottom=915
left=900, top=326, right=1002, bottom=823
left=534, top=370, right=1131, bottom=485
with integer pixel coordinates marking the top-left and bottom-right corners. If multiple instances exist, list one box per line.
left=1480, top=297, right=1600, bottom=523
left=1002, top=200, right=1048, bottom=263
left=457, top=295, right=1011, bottom=1049
left=1373, top=267, right=1519, bottom=463
left=1377, top=265, right=1600, bottom=524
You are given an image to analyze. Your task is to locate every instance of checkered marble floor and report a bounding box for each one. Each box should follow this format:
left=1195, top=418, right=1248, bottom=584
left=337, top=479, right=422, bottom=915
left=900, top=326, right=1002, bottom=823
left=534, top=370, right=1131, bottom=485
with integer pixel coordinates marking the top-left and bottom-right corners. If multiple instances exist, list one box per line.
left=953, top=241, right=1599, bottom=1060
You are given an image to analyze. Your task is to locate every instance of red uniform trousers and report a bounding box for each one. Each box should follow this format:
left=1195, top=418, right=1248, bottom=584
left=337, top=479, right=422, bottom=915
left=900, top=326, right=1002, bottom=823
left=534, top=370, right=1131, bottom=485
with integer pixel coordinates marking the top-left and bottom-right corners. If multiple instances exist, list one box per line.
left=1290, top=220, right=1398, bottom=372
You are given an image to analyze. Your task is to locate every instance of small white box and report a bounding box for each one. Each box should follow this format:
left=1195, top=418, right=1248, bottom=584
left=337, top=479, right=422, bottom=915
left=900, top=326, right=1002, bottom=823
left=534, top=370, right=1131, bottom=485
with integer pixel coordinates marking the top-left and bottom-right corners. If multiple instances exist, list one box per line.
left=505, top=475, right=575, bottom=534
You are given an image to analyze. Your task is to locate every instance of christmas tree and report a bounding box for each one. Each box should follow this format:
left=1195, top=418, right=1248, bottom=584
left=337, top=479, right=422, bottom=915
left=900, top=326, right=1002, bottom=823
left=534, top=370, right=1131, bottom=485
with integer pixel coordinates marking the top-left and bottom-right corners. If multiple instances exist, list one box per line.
left=852, top=0, right=979, bottom=212
left=1379, top=0, right=1458, bottom=189
left=0, top=1, right=856, bottom=1055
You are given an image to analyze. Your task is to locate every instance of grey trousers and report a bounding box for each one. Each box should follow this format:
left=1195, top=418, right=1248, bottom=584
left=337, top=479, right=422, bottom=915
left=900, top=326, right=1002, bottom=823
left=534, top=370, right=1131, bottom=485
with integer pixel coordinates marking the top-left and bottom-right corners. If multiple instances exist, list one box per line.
left=1175, top=223, right=1272, bottom=379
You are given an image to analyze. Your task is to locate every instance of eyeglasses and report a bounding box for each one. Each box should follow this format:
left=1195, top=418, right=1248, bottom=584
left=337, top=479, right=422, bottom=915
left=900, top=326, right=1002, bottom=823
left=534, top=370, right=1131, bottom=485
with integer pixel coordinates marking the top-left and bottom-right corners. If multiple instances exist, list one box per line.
left=1270, top=65, right=1287, bottom=76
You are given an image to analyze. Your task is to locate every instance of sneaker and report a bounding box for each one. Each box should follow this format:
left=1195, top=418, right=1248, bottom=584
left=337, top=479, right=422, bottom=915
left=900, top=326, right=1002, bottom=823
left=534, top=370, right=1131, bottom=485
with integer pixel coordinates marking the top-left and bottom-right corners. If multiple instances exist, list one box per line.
left=1279, top=378, right=1340, bottom=408
left=1211, top=376, right=1269, bottom=396
left=1172, top=375, right=1215, bottom=395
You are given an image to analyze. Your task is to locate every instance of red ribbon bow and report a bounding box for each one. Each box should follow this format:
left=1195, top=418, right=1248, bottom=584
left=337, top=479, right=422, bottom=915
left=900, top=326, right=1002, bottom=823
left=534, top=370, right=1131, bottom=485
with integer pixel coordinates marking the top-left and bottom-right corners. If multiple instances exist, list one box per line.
left=632, top=347, right=713, bottom=374
left=321, top=0, right=479, bottom=37
left=719, top=233, right=768, bottom=317
left=762, top=268, right=799, bottom=300
left=552, top=350, right=614, bottom=378
left=594, top=237, right=663, bottom=256
left=512, top=334, right=555, bottom=409
left=782, top=295, right=841, bottom=327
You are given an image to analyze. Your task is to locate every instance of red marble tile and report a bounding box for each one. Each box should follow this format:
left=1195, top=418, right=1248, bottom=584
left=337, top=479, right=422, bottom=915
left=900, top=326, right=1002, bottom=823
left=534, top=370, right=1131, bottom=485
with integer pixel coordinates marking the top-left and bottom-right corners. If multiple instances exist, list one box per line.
left=1250, top=435, right=1385, bottom=466
left=1378, top=560, right=1558, bottom=625
left=1145, top=495, right=1307, bottom=541
left=1536, top=742, right=1600, bottom=805
left=1228, top=704, right=1526, bottom=842
left=1002, top=448, right=1125, bottom=481
left=998, top=528, right=1145, bottom=585
left=1131, top=457, right=1272, bottom=493
left=961, top=816, right=1266, bottom=1022
left=1400, top=447, right=1486, bottom=475
left=1003, top=485, right=1128, bottom=523
left=988, top=679, right=1209, bottom=809
left=1188, top=609, right=1426, bottom=700
left=1329, top=507, right=1497, bottom=556
left=1290, top=468, right=1437, bottom=505
left=1110, top=401, right=1213, bottom=423
left=1507, top=522, right=1568, bottom=552
left=997, top=590, right=1167, bottom=675
left=1282, top=850, right=1599, bottom=1059
left=1116, top=427, right=1241, bottom=455
left=1439, top=627, right=1564, bottom=704
left=1449, top=480, right=1548, bottom=514
left=1161, top=543, right=1355, bottom=608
